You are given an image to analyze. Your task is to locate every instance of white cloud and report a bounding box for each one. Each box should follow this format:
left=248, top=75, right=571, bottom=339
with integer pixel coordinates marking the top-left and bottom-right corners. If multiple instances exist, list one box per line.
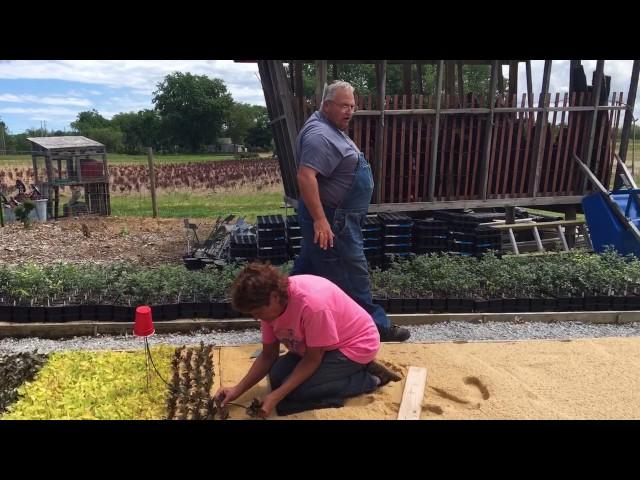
left=0, top=60, right=263, bottom=103
left=517, top=60, right=638, bottom=122
left=2, top=60, right=639, bottom=132
left=65, top=88, right=103, bottom=97
left=0, top=93, right=92, bottom=106
left=0, top=106, right=78, bottom=116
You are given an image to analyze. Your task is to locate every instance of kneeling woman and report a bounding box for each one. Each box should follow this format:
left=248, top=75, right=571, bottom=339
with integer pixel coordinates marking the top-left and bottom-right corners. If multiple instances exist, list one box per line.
left=214, top=262, right=398, bottom=417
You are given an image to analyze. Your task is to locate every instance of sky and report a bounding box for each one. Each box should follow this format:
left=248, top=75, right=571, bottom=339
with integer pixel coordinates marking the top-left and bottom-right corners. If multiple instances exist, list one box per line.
left=0, top=60, right=637, bottom=134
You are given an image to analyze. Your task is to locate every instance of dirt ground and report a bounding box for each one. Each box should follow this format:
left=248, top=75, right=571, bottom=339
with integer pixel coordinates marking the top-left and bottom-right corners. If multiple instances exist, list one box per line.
left=0, top=216, right=212, bottom=266
left=212, top=337, right=640, bottom=420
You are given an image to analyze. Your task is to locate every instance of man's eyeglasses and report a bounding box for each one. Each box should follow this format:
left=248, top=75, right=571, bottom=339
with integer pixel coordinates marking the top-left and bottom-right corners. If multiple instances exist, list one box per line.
left=328, top=100, right=358, bottom=113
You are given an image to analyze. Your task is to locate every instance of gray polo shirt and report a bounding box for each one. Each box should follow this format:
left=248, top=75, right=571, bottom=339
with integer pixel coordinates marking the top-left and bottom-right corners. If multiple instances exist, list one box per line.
left=296, top=111, right=359, bottom=208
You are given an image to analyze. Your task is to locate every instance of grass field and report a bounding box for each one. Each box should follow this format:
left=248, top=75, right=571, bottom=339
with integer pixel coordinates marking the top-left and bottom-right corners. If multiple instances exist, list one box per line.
left=110, top=190, right=286, bottom=222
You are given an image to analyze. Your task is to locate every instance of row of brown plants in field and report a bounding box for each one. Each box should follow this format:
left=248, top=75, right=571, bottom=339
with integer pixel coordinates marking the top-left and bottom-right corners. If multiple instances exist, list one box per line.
left=1, top=159, right=282, bottom=194
left=109, top=159, right=282, bottom=194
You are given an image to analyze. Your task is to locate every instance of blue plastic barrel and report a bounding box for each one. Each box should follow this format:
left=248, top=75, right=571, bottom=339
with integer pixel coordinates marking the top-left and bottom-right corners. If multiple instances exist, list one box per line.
left=582, top=190, right=640, bottom=257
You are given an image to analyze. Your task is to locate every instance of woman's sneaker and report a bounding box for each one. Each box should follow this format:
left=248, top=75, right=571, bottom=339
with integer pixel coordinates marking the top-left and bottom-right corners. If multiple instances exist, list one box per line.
left=379, top=324, right=411, bottom=342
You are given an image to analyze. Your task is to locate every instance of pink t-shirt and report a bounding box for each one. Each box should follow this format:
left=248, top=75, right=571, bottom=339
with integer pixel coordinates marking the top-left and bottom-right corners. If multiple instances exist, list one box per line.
left=260, top=275, right=380, bottom=364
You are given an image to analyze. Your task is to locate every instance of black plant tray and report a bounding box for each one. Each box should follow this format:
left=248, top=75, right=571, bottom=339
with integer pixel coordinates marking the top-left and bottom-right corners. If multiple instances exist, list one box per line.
left=256, top=214, right=284, bottom=226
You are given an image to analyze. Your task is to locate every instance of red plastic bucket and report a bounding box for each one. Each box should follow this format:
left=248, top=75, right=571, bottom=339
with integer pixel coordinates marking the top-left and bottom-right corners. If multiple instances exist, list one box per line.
left=134, top=305, right=155, bottom=337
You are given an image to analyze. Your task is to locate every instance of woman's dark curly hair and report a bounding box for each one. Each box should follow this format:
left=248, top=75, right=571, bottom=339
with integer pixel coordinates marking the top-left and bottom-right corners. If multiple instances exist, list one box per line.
left=231, top=262, right=289, bottom=312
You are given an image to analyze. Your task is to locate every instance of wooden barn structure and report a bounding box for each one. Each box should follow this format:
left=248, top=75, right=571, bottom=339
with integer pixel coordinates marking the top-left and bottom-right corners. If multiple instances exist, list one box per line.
left=249, top=60, right=640, bottom=225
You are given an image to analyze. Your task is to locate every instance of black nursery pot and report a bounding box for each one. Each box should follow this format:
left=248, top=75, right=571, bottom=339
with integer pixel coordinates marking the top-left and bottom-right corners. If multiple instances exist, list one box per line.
left=446, top=298, right=462, bottom=312
left=556, top=297, right=573, bottom=311
left=569, top=296, right=585, bottom=311
left=194, top=302, right=211, bottom=319
left=373, top=297, right=390, bottom=311
left=488, top=298, right=503, bottom=313
left=210, top=302, right=227, bottom=319
left=625, top=293, right=640, bottom=310
left=529, top=298, right=545, bottom=312
left=431, top=297, right=446, bottom=313
left=417, top=298, right=432, bottom=313
left=63, top=305, right=81, bottom=321
left=611, top=296, right=627, bottom=311
left=402, top=298, right=418, bottom=313
left=474, top=299, right=489, bottom=313
left=502, top=298, right=517, bottom=312
left=595, top=295, right=612, bottom=311
left=179, top=302, right=198, bottom=319
left=12, top=306, right=30, bottom=323
left=30, top=306, right=48, bottom=322
left=226, top=304, right=244, bottom=318
left=80, top=305, right=96, bottom=321
left=155, top=304, right=180, bottom=321
left=219, top=301, right=233, bottom=318
left=514, top=298, right=530, bottom=313
left=0, top=305, right=13, bottom=321
left=460, top=298, right=475, bottom=313
left=112, top=306, right=135, bottom=322
left=542, top=297, right=558, bottom=312
left=94, top=305, right=114, bottom=321
left=447, top=298, right=474, bottom=313
left=388, top=297, right=404, bottom=314
left=584, top=296, right=599, bottom=312
left=46, top=306, right=65, bottom=323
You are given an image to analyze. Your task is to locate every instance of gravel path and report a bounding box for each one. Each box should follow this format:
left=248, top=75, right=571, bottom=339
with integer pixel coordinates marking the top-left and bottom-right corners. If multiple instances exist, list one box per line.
left=1, top=321, right=640, bottom=354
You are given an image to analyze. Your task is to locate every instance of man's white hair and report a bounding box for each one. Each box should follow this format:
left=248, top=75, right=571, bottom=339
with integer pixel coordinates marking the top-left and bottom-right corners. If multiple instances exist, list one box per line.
left=321, top=80, right=354, bottom=107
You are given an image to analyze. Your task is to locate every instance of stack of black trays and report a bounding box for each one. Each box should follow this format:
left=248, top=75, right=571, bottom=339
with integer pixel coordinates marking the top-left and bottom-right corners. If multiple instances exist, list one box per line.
left=362, top=215, right=383, bottom=267
left=378, top=212, right=413, bottom=262
left=286, top=214, right=302, bottom=260
left=229, top=232, right=257, bottom=261
left=257, top=215, right=287, bottom=265
left=413, top=218, right=449, bottom=254
left=433, top=211, right=504, bottom=256
left=474, top=225, right=503, bottom=255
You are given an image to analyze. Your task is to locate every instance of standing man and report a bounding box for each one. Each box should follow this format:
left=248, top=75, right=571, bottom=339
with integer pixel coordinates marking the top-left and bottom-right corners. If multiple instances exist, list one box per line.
left=290, top=80, right=410, bottom=342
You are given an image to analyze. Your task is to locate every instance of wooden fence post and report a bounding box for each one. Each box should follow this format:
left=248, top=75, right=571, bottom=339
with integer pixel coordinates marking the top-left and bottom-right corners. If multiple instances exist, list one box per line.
left=147, top=147, right=158, bottom=218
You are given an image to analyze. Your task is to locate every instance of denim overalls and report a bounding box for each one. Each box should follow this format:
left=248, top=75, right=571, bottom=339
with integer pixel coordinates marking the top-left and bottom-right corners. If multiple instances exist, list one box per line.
left=291, top=151, right=390, bottom=331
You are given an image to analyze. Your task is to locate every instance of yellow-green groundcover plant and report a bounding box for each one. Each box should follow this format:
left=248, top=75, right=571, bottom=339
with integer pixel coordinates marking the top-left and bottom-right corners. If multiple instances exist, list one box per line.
left=1, top=346, right=174, bottom=420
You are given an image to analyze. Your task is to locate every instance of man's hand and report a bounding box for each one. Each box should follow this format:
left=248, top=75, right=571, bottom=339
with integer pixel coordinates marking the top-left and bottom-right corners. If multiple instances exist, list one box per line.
left=297, top=165, right=335, bottom=250
left=214, top=385, right=243, bottom=407
left=258, top=392, right=281, bottom=418
left=314, top=217, right=335, bottom=250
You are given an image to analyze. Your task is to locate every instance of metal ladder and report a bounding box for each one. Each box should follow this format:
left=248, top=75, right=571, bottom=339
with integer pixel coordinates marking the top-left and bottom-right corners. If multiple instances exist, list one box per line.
left=486, top=219, right=592, bottom=255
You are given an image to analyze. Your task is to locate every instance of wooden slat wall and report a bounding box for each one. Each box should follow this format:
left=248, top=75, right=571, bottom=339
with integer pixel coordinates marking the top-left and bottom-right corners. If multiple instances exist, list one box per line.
left=307, top=92, right=616, bottom=204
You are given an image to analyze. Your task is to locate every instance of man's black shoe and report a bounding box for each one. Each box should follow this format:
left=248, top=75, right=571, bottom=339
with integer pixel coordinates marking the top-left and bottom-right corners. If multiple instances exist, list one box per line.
left=379, top=324, right=410, bottom=342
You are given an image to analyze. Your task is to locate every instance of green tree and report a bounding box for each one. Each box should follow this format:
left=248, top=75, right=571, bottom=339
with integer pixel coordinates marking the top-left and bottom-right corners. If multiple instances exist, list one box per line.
left=71, top=109, right=110, bottom=135
left=245, top=109, right=273, bottom=149
left=10, top=133, right=31, bottom=152
left=224, top=103, right=265, bottom=144
left=463, top=65, right=491, bottom=97
left=152, top=72, right=233, bottom=153
left=292, top=62, right=492, bottom=101
left=111, top=109, right=162, bottom=154
left=86, top=127, right=123, bottom=153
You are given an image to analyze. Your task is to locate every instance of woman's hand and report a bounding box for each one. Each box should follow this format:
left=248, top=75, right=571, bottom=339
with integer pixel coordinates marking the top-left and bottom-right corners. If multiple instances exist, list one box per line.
left=257, top=392, right=281, bottom=418
left=214, top=385, right=243, bottom=407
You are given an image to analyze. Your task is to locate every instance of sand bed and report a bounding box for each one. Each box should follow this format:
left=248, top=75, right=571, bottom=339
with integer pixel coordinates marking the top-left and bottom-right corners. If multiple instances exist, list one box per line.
left=212, top=337, right=640, bottom=420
